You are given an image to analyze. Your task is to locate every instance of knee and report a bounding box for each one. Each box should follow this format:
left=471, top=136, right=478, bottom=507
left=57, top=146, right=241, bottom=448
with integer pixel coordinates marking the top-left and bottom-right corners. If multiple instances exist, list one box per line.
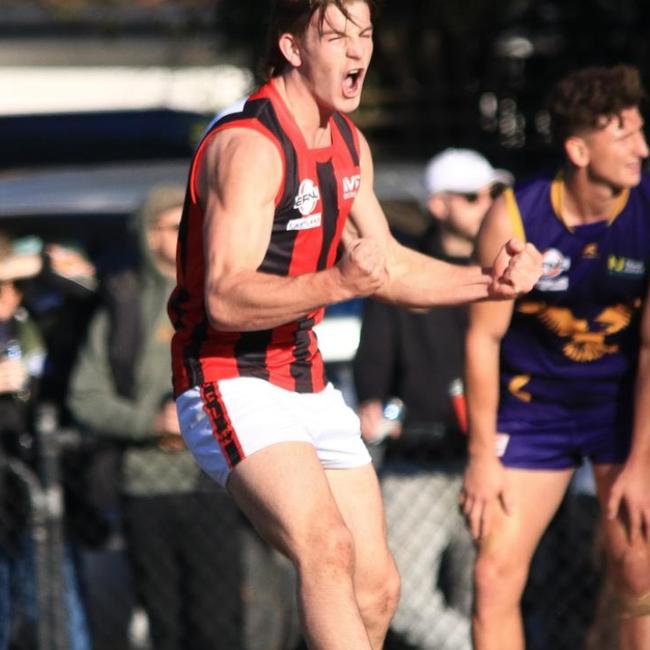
left=357, top=556, right=401, bottom=630
left=612, top=545, right=650, bottom=599
left=296, top=522, right=356, bottom=579
left=474, top=550, right=529, bottom=612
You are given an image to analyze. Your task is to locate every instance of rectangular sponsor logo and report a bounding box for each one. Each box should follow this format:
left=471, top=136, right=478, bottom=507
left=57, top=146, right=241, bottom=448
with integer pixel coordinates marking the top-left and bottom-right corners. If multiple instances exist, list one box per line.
left=286, top=213, right=322, bottom=231
left=607, top=255, right=645, bottom=277
left=342, top=174, right=361, bottom=200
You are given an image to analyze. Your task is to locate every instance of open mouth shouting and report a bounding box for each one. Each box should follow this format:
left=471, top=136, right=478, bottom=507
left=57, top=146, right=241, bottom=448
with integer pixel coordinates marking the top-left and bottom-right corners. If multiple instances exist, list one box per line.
left=343, top=68, right=365, bottom=98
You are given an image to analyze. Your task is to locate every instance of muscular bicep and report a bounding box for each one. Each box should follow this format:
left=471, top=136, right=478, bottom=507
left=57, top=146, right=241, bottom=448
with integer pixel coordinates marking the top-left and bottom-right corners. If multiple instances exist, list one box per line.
left=344, top=130, right=392, bottom=250
left=198, top=129, right=282, bottom=284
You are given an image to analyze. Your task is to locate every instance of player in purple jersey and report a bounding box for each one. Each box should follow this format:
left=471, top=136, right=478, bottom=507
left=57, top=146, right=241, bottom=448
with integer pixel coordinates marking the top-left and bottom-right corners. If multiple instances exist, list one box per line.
left=460, top=64, right=650, bottom=650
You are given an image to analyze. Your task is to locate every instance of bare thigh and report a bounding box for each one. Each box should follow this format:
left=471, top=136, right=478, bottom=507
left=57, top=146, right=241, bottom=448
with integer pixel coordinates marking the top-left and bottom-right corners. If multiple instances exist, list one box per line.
left=227, top=441, right=348, bottom=559
left=326, top=463, right=394, bottom=586
left=478, top=468, right=573, bottom=572
left=593, top=463, right=650, bottom=587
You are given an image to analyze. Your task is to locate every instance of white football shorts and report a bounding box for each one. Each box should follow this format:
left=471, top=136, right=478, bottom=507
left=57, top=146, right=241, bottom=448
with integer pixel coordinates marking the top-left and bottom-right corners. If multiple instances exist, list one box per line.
left=176, top=377, right=371, bottom=488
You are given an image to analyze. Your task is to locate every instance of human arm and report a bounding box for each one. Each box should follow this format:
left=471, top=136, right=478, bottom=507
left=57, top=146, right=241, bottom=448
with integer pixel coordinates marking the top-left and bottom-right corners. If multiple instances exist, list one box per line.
left=607, top=285, right=650, bottom=543
left=199, top=128, right=387, bottom=332
left=345, top=132, right=542, bottom=307
left=459, top=200, right=518, bottom=540
left=0, top=254, right=42, bottom=282
left=353, top=299, right=402, bottom=442
left=67, top=310, right=167, bottom=441
left=154, top=398, right=186, bottom=452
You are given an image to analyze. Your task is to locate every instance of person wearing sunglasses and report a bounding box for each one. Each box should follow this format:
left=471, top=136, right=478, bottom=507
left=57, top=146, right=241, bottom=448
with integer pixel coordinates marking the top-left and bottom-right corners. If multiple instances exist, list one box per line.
left=354, top=148, right=512, bottom=650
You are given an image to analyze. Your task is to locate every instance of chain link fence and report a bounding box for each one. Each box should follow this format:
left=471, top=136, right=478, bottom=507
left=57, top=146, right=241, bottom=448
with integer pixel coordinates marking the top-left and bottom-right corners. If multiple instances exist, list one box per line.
left=1, top=401, right=618, bottom=650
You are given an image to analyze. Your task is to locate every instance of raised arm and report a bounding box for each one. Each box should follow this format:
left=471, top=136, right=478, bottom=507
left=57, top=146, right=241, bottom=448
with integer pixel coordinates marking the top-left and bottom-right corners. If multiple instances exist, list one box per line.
left=198, top=128, right=387, bottom=332
left=460, top=199, right=519, bottom=540
left=346, top=131, right=542, bottom=307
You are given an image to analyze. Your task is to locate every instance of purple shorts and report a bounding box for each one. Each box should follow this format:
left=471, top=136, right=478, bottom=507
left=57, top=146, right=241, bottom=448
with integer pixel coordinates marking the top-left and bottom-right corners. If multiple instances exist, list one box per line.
left=496, top=405, right=631, bottom=470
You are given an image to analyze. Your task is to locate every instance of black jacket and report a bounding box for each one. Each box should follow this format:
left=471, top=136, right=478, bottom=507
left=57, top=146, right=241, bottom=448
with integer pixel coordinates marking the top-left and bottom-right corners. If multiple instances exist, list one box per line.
left=353, top=223, right=468, bottom=461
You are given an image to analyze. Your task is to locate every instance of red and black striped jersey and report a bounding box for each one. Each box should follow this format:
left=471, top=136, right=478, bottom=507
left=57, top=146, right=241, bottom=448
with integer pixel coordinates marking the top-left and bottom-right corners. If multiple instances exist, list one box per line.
left=168, top=80, right=362, bottom=396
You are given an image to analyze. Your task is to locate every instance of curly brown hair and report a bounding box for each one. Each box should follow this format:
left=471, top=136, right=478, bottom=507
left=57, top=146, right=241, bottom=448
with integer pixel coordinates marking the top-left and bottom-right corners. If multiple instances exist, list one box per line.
left=262, top=0, right=376, bottom=80
left=546, top=65, right=646, bottom=145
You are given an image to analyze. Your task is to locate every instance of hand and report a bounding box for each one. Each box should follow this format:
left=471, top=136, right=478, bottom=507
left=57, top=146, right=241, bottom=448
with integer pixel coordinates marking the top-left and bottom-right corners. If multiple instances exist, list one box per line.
left=46, top=244, right=96, bottom=280
left=489, top=239, right=543, bottom=300
left=337, top=238, right=388, bottom=298
left=460, top=451, right=514, bottom=540
left=153, top=400, right=186, bottom=452
left=159, top=432, right=187, bottom=453
left=358, top=399, right=402, bottom=444
left=0, top=358, right=29, bottom=394
left=153, top=400, right=181, bottom=436
left=607, top=460, right=650, bottom=545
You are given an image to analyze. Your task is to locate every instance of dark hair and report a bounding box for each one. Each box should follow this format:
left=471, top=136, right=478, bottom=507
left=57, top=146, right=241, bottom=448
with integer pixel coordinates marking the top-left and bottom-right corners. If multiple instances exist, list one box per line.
left=262, top=0, right=376, bottom=80
left=546, top=64, right=646, bottom=144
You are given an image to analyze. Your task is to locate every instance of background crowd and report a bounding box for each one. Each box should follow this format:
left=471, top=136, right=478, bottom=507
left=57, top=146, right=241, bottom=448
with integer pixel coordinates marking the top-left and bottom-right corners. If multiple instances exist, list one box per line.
left=1, top=2, right=649, bottom=650
left=0, top=145, right=620, bottom=650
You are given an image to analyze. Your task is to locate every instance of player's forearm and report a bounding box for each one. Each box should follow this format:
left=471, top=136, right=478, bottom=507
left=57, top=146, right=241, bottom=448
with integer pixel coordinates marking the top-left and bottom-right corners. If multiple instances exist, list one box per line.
left=375, top=249, right=492, bottom=307
left=629, top=344, right=650, bottom=461
left=465, top=330, right=501, bottom=459
left=205, top=267, right=352, bottom=331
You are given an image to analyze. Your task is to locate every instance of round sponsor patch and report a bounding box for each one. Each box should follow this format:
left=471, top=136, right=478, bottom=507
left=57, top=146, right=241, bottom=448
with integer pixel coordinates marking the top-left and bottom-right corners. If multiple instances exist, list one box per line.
left=542, top=248, right=571, bottom=278
left=294, top=179, right=320, bottom=216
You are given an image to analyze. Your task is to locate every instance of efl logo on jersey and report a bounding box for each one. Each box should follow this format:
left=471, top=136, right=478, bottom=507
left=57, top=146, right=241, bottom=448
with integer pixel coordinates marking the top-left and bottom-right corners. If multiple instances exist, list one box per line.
left=294, top=179, right=320, bottom=216
left=342, top=174, right=361, bottom=200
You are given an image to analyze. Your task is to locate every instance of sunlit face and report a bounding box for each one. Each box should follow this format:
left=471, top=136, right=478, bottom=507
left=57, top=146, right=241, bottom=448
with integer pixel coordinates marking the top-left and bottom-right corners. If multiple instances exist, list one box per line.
left=294, top=1, right=373, bottom=113
left=146, top=205, right=182, bottom=277
left=0, top=280, right=22, bottom=322
left=582, top=107, right=649, bottom=189
left=445, top=185, right=496, bottom=241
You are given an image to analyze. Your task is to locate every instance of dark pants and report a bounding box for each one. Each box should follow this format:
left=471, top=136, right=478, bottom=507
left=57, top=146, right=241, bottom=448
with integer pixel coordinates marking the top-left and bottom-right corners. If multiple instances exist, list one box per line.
left=122, top=491, right=244, bottom=650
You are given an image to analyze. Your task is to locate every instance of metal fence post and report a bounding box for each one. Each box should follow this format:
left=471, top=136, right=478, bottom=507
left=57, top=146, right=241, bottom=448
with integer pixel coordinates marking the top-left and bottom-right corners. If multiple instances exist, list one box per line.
left=34, top=402, right=70, bottom=650
left=3, top=457, right=50, bottom=649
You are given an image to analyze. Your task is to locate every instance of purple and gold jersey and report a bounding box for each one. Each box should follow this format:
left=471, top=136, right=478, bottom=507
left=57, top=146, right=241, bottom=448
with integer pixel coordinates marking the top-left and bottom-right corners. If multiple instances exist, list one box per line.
left=499, top=173, right=650, bottom=430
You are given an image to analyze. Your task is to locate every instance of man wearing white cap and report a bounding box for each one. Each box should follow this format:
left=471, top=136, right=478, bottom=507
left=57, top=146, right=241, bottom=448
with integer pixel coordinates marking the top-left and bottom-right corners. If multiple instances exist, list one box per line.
left=354, top=148, right=512, bottom=650
left=424, top=148, right=513, bottom=259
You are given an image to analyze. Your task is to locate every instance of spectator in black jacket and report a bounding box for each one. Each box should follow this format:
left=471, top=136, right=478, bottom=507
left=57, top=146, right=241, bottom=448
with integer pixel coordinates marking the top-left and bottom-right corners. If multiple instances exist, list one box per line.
left=354, top=149, right=511, bottom=650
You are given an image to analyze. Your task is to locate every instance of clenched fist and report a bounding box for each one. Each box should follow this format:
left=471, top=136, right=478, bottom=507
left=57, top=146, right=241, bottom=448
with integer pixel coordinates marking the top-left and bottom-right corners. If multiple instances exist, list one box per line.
left=337, top=238, right=388, bottom=298
left=489, top=238, right=543, bottom=300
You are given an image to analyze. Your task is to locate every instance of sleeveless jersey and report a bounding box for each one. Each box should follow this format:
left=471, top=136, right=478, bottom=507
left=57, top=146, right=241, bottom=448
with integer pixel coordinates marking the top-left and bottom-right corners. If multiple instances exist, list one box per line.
left=168, top=81, right=361, bottom=396
left=499, top=173, right=650, bottom=420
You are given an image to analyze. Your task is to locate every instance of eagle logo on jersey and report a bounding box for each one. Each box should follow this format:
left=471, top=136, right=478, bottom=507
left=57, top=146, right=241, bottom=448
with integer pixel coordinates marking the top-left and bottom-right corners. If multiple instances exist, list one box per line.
left=517, top=301, right=639, bottom=362
left=508, top=375, right=532, bottom=402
